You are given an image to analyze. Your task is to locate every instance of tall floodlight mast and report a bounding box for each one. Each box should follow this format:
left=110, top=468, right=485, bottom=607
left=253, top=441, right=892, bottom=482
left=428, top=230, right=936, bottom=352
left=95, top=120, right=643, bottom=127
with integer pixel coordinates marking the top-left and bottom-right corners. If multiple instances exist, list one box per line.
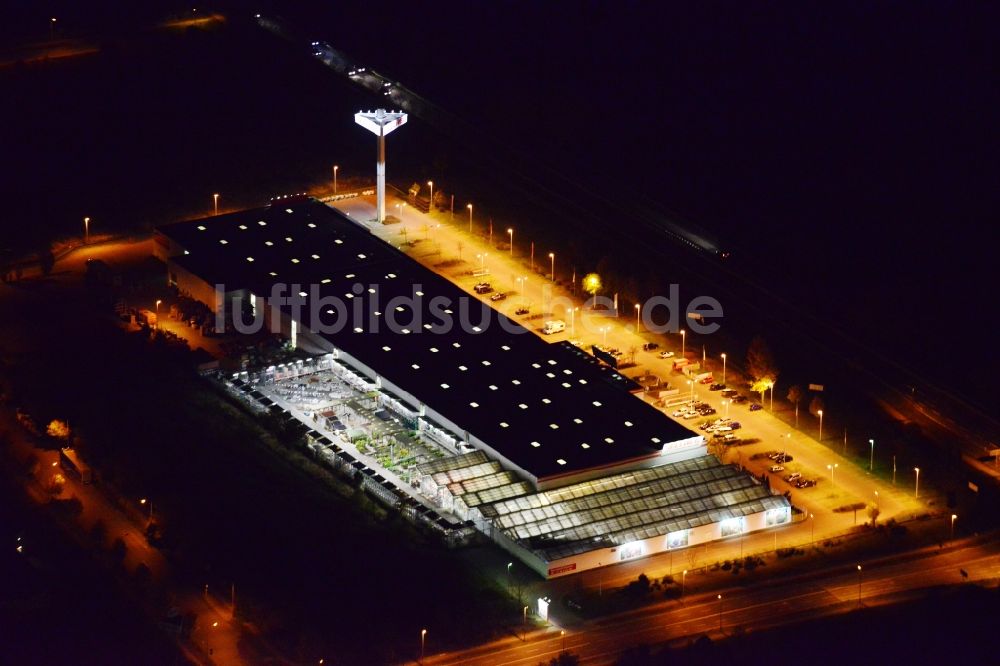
left=354, top=108, right=408, bottom=223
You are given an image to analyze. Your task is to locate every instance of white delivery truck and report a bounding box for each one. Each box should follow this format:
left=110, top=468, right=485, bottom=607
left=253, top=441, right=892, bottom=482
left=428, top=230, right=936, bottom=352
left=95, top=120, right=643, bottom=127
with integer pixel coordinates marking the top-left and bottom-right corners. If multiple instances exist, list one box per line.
left=542, top=320, right=566, bottom=335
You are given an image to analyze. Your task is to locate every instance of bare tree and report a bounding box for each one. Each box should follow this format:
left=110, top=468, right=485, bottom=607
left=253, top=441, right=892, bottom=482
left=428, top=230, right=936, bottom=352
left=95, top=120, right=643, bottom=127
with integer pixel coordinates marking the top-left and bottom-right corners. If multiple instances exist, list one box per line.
left=809, top=395, right=825, bottom=417
left=746, top=336, right=778, bottom=386
left=787, top=385, right=803, bottom=428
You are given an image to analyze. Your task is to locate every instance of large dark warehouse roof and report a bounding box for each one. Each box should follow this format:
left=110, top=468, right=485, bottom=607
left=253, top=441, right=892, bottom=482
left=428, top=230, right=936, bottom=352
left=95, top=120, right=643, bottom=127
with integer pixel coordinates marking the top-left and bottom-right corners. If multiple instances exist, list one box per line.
left=157, top=199, right=701, bottom=483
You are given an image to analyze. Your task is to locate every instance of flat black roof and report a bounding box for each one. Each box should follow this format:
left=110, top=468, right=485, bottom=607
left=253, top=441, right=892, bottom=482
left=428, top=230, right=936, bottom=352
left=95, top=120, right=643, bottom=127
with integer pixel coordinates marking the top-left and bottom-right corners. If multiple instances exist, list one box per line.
left=158, top=200, right=699, bottom=481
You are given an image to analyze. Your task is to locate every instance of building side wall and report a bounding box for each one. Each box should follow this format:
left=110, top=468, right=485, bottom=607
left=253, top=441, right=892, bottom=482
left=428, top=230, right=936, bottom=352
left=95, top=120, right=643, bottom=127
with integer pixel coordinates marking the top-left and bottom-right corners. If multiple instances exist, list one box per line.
left=541, top=506, right=787, bottom=579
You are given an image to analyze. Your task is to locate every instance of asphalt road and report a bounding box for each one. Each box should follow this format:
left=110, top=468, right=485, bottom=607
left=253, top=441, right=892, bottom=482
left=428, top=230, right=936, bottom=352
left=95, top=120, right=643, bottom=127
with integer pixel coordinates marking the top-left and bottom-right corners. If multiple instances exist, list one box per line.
left=420, top=537, right=1000, bottom=665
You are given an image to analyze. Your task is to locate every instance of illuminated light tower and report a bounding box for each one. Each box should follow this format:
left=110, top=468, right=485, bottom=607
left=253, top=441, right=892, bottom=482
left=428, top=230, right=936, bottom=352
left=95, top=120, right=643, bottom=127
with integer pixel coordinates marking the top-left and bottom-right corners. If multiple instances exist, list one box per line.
left=354, top=108, right=408, bottom=223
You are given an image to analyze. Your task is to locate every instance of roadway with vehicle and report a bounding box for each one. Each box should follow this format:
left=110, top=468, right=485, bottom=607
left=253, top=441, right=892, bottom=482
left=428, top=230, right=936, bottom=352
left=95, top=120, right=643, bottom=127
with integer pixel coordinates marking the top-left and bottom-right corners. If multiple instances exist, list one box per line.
left=418, top=536, right=1000, bottom=665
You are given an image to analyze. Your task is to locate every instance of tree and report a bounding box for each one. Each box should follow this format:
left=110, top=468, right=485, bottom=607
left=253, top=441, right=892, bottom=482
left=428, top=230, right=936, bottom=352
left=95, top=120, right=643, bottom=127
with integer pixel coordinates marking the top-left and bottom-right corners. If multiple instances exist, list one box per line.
left=787, top=385, right=803, bottom=428
left=38, top=249, right=55, bottom=276
left=750, top=378, right=773, bottom=404
left=809, top=395, right=825, bottom=417
left=539, top=653, right=579, bottom=666
left=47, top=419, right=71, bottom=440
left=868, top=504, right=881, bottom=526
left=745, top=336, right=778, bottom=386
left=583, top=273, right=602, bottom=297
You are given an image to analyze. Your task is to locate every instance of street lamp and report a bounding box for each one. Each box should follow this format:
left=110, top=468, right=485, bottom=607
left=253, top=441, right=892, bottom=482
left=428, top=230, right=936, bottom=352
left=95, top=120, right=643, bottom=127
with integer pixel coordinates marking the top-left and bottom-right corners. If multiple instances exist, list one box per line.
left=507, top=561, right=512, bottom=592
left=155, top=299, right=162, bottom=329
left=869, top=438, right=875, bottom=472
left=826, top=463, right=838, bottom=484
left=818, top=409, right=824, bottom=441
left=635, top=303, right=641, bottom=332
left=427, top=180, right=433, bottom=210
left=951, top=513, right=957, bottom=539
left=140, top=498, right=153, bottom=520
left=914, top=467, right=920, bottom=498
left=83, top=217, right=90, bottom=244
left=721, top=352, right=727, bottom=386
left=213, top=193, right=219, bottom=216
left=507, top=227, right=513, bottom=256
left=50, top=17, right=56, bottom=42
left=681, top=569, right=687, bottom=598
left=680, top=329, right=686, bottom=359
left=548, top=252, right=555, bottom=281
left=717, top=594, right=723, bottom=632
left=560, top=630, right=565, bottom=651
left=420, top=628, right=427, bottom=662
left=856, top=565, right=862, bottom=607
left=467, top=203, right=473, bottom=233
left=334, top=165, right=339, bottom=193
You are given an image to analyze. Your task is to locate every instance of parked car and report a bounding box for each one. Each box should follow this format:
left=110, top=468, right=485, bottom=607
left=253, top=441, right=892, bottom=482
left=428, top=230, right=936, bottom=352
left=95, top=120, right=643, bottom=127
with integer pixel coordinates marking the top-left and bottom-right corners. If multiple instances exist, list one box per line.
left=474, top=282, right=493, bottom=294
left=769, top=465, right=785, bottom=473
left=785, top=472, right=802, bottom=482
left=489, top=291, right=507, bottom=301
left=731, top=395, right=748, bottom=404
left=729, top=422, right=742, bottom=430
left=721, top=388, right=738, bottom=397
left=709, top=383, right=726, bottom=391
left=515, top=306, right=529, bottom=315
left=658, top=350, right=675, bottom=359
left=723, top=433, right=739, bottom=442
left=671, top=409, right=687, bottom=418
left=749, top=403, right=763, bottom=411
left=642, top=342, right=660, bottom=351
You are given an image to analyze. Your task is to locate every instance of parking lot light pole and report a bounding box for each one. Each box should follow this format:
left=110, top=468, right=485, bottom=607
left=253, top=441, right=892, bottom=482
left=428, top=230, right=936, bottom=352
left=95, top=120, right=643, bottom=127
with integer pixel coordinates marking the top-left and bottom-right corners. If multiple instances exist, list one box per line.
left=810, top=513, right=815, bottom=546
left=467, top=203, right=473, bottom=234
left=213, top=193, right=219, bottom=216
left=869, top=438, right=875, bottom=471
left=427, top=180, right=432, bottom=209
left=717, top=594, right=723, bottom=632
left=818, top=409, right=824, bottom=441
left=334, top=165, right=339, bottom=193
left=721, top=353, right=727, bottom=385
left=635, top=303, right=641, bottom=332
left=951, top=513, right=957, bottom=539
left=680, top=329, right=686, bottom=359
left=420, top=628, right=427, bottom=662
left=548, top=252, right=555, bottom=281
left=507, top=561, right=513, bottom=593
left=914, top=467, right=920, bottom=498
left=507, top=227, right=513, bottom=256
left=681, top=569, right=687, bottom=598
left=827, top=463, right=838, bottom=484
left=84, top=217, right=90, bottom=244
left=857, top=565, right=862, bottom=607
left=140, top=497, right=153, bottom=520
left=155, top=300, right=162, bottom=329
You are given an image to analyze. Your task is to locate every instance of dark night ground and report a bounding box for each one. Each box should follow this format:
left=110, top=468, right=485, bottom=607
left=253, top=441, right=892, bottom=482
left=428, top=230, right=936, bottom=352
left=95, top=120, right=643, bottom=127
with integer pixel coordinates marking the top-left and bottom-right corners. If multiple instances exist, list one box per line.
left=1, top=3, right=998, bottom=663
left=3, top=2, right=998, bottom=413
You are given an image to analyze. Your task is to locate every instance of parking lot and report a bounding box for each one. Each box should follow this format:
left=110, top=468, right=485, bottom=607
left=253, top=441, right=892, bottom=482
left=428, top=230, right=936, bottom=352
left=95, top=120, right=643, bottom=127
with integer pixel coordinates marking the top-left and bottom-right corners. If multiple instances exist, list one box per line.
left=335, top=194, right=925, bottom=552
